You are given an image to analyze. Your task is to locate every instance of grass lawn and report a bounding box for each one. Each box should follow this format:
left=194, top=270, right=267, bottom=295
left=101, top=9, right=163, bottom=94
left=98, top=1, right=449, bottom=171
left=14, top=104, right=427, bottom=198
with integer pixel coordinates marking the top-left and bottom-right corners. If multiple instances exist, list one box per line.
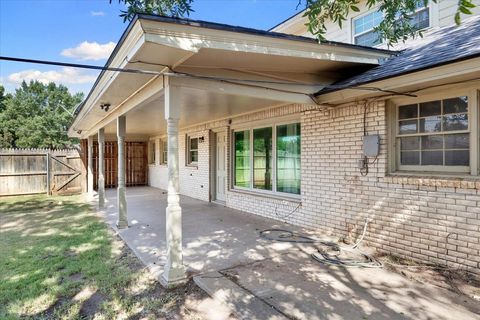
left=0, top=194, right=222, bottom=320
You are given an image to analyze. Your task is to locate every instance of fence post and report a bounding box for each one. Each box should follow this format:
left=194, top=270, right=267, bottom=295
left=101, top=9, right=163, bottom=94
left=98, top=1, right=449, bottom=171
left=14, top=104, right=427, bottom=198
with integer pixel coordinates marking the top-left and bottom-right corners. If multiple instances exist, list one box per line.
left=46, top=152, right=52, bottom=196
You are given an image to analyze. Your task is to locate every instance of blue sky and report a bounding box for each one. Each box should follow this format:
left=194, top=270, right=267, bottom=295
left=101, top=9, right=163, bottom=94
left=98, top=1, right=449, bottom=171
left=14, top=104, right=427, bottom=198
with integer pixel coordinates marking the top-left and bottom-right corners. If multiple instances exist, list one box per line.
left=0, top=0, right=303, bottom=95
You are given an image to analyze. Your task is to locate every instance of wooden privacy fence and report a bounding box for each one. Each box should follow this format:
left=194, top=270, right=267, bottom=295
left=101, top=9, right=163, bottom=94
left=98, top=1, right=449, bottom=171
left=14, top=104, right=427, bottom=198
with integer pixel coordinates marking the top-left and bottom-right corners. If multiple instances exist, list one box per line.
left=91, top=141, right=148, bottom=189
left=79, top=140, right=148, bottom=190
left=0, top=148, right=86, bottom=196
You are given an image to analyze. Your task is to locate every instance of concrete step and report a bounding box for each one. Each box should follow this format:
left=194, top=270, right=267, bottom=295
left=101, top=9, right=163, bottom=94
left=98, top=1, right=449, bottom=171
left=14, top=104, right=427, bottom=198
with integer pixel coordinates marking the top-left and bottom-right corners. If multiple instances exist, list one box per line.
left=194, top=271, right=289, bottom=320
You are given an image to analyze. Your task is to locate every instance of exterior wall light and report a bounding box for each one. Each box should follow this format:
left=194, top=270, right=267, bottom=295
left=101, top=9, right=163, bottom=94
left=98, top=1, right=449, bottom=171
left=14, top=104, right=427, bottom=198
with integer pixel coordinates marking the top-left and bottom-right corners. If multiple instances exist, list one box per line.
left=100, top=103, right=111, bottom=112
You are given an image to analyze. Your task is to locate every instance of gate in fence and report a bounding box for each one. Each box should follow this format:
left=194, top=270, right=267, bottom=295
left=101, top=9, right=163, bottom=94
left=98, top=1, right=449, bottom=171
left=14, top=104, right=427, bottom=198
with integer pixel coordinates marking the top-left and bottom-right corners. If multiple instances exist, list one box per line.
left=0, top=148, right=86, bottom=196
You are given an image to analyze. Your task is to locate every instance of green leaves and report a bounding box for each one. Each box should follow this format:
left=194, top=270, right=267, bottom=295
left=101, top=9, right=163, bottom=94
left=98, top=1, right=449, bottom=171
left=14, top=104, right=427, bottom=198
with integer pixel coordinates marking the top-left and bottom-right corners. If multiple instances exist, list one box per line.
left=112, top=0, right=194, bottom=22
left=301, top=0, right=477, bottom=46
left=0, top=81, right=82, bottom=149
left=457, top=0, right=476, bottom=20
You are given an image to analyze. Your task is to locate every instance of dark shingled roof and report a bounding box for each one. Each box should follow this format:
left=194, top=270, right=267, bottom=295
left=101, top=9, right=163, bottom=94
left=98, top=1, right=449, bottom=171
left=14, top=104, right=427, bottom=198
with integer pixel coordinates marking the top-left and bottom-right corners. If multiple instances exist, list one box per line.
left=316, top=15, right=480, bottom=96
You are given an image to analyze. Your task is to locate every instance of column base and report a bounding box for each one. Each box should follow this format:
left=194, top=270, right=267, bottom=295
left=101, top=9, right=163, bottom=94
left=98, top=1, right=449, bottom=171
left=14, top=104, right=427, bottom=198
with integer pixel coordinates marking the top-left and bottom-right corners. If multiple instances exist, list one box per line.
left=160, top=265, right=188, bottom=288
left=116, top=219, right=128, bottom=229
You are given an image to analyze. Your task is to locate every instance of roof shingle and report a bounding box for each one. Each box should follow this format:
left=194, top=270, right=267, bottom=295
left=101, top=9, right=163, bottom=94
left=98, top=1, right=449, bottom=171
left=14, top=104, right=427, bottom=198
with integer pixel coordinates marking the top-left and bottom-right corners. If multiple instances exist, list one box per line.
left=317, top=15, right=480, bottom=96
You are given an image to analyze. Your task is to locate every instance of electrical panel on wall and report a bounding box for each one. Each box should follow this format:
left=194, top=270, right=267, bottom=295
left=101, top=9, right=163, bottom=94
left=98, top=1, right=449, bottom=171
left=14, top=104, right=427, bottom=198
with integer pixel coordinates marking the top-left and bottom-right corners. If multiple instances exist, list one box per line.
left=363, top=135, right=380, bottom=157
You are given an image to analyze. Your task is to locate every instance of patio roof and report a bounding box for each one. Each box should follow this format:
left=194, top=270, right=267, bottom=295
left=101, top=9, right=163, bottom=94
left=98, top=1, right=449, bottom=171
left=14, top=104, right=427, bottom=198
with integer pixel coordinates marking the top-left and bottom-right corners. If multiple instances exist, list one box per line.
left=68, top=13, right=395, bottom=139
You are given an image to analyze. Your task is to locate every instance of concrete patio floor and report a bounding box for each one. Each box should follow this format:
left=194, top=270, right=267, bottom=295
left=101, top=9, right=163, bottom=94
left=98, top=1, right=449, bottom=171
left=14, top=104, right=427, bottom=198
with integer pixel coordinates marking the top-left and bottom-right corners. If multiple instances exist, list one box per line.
left=98, top=187, right=480, bottom=320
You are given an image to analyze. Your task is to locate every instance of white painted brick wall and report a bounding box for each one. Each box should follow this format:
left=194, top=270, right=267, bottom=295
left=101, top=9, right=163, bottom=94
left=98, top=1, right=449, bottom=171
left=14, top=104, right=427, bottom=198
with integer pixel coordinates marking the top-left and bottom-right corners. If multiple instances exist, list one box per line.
left=148, top=101, right=480, bottom=273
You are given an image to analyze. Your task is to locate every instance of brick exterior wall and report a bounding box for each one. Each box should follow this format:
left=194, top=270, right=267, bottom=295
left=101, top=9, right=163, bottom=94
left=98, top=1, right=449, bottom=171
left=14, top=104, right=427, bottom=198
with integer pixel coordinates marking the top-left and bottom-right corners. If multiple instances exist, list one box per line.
left=148, top=129, right=211, bottom=202
left=148, top=101, right=480, bottom=273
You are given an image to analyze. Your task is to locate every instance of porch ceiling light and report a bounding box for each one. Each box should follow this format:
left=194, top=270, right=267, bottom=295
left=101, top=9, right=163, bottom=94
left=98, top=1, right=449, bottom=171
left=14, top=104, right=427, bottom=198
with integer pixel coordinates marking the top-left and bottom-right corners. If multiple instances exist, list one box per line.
left=100, top=103, right=111, bottom=112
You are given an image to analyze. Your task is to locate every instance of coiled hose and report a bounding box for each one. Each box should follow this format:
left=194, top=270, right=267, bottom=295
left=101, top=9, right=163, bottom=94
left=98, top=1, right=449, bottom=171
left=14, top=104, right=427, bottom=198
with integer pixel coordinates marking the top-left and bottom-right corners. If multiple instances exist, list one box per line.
left=259, top=228, right=382, bottom=268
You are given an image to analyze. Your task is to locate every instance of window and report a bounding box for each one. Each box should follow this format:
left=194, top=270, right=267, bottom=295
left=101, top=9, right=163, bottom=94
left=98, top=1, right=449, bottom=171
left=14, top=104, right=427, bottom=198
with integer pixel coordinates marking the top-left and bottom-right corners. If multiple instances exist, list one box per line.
left=277, top=123, right=301, bottom=194
left=409, top=3, right=430, bottom=30
left=234, top=131, right=250, bottom=188
left=187, top=136, right=198, bottom=165
left=396, top=1, right=430, bottom=31
left=149, top=141, right=156, bottom=165
left=353, top=10, right=383, bottom=47
left=353, top=2, right=429, bottom=47
left=396, top=96, right=471, bottom=172
left=162, top=139, right=168, bottom=164
left=233, top=122, right=301, bottom=196
left=253, top=127, right=273, bottom=190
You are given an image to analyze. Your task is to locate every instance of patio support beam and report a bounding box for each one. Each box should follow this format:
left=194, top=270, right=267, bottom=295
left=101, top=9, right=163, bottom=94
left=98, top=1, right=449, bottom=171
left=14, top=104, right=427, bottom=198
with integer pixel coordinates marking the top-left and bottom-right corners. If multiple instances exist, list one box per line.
left=169, top=75, right=314, bottom=105
left=87, top=135, right=94, bottom=197
left=116, top=115, right=128, bottom=229
left=98, top=128, right=106, bottom=209
left=161, top=81, right=187, bottom=287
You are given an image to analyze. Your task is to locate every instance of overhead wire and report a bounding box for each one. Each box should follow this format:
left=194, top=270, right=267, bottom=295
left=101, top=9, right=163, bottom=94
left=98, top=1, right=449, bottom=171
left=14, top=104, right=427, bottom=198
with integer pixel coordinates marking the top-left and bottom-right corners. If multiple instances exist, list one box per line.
left=3, top=55, right=479, bottom=114
left=1, top=55, right=436, bottom=104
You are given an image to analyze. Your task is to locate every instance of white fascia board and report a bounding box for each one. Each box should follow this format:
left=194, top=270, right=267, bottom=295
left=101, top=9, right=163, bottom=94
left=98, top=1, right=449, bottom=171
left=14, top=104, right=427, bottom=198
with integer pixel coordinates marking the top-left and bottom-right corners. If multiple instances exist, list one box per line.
left=140, top=20, right=391, bottom=65
left=316, top=58, right=480, bottom=104
left=80, top=75, right=165, bottom=139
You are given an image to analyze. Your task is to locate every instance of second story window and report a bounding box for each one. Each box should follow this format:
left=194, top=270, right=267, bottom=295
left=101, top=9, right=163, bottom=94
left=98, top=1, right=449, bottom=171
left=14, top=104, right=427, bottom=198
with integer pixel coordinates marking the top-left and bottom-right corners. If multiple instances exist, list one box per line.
left=353, top=10, right=383, bottom=47
left=353, top=2, right=430, bottom=47
left=405, top=2, right=430, bottom=30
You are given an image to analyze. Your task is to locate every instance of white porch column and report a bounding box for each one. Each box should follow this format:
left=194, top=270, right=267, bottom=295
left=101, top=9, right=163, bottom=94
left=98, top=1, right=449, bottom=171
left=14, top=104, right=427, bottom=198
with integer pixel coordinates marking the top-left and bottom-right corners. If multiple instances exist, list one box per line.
left=161, top=83, right=187, bottom=287
left=117, top=116, right=128, bottom=228
left=87, top=135, right=94, bottom=197
left=98, top=128, right=106, bottom=209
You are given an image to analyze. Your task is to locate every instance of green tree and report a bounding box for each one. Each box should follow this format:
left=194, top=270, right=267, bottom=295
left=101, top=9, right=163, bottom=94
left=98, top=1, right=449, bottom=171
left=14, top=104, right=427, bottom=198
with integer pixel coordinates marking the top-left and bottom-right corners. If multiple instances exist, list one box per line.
left=303, top=0, right=477, bottom=46
left=113, top=0, right=476, bottom=46
left=0, top=85, right=9, bottom=113
left=112, top=0, right=194, bottom=22
left=0, top=81, right=83, bottom=149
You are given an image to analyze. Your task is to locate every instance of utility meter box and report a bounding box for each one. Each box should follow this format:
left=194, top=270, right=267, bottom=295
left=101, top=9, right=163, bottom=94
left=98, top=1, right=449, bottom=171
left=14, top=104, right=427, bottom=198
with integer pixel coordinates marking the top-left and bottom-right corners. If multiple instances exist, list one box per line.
left=363, top=135, right=380, bottom=157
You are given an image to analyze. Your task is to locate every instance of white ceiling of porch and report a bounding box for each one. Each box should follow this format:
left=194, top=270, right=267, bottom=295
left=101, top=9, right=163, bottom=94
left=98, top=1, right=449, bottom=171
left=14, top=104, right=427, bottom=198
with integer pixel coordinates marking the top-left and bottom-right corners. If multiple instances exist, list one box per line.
left=103, top=86, right=282, bottom=136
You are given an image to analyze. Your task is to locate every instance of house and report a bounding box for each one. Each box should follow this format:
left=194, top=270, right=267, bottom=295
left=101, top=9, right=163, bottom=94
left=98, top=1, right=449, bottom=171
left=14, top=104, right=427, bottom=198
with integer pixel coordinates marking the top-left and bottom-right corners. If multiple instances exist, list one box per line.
left=68, top=4, right=480, bottom=287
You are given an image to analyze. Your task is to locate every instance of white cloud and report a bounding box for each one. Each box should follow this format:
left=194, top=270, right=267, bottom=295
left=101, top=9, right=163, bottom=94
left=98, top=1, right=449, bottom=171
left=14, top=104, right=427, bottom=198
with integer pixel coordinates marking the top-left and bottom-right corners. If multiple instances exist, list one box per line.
left=61, top=41, right=115, bottom=61
left=91, top=11, right=105, bottom=16
left=7, top=67, right=97, bottom=85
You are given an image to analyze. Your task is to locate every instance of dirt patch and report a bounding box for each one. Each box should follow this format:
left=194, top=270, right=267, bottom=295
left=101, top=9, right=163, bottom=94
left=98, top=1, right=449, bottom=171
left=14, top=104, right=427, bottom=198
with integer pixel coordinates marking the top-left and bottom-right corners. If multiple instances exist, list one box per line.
left=64, top=249, right=77, bottom=257
left=69, top=272, right=83, bottom=282
left=37, top=297, right=69, bottom=319
left=378, top=254, right=480, bottom=302
left=79, top=291, right=107, bottom=318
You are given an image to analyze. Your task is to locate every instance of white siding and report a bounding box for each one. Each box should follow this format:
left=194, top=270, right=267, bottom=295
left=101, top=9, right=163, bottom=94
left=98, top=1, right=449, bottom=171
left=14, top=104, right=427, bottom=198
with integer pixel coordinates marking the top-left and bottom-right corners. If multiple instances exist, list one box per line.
left=273, top=0, right=480, bottom=46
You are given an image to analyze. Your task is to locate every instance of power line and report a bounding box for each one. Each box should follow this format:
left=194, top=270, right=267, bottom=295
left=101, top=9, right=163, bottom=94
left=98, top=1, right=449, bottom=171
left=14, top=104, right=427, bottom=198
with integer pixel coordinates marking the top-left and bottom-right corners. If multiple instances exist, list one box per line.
left=4, top=55, right=473, bottom=100
left=0, top=56, right=162, bottom=76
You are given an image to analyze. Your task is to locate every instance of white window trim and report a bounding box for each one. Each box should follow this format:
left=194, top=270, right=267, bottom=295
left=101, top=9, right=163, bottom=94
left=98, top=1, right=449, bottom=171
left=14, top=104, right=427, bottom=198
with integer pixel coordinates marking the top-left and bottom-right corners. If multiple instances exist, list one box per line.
left=186, top=135, right=199, bottom=166
left=161, top=139, right=168, bottom=165
left=148, top=140, right=156, bottom=165
left=231, top=117, right=301, bottom=199
left=351, top=2, right=432, bottom=47
left=352, top=8, right=384, bottom=46
left=388, top=89, right=479, bottom=176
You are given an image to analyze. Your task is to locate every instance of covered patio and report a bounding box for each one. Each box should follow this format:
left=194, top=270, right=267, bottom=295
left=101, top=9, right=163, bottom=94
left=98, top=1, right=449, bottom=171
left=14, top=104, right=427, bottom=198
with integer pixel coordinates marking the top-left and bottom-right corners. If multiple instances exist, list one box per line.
left=96, top=186, right=480, bottom=320
left=100, top=186, right=307, bottom=276
left=67, top=14, right=480, bottom=319
left=68, top=14, right=394, bottom=287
